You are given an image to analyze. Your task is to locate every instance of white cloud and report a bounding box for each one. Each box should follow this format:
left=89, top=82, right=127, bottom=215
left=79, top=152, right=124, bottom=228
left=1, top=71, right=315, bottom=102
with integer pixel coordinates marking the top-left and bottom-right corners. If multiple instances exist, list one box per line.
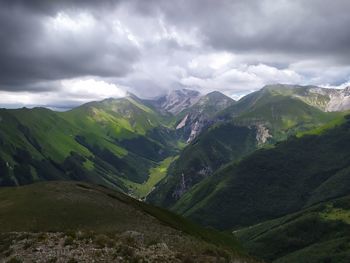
left=180, top=60, right=304, bottom=97
left=61, top=78, right=127, bottom=101
left=48, top=12, right=95, bottom=32
left=0, top=78, right=127, bottom=109
left=1, top=0, right=350, bottom=108
left=246, top=64, right=303, bottom=84
left=321, top=81, right=350, bottom=90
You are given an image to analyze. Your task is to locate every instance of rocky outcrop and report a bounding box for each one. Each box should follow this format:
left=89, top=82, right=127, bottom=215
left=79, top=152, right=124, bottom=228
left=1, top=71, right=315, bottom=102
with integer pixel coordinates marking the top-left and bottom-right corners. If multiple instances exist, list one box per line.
left=187, top=120, right=202, bottom=143
left=176, top=114, right=188, bottom=129
left=150, top=89, right=201, bottom=115
left=176, top=91, right=235, bottom=142
left=1, top=231, right=247, bottom=263
left=267, top=84, right=350, bottom=112
left=325, top=86, right=350, bottom=112
left=172, top=166, right=213, bottom=200
left=255, top=124, right=272, bottom=145
left=1, top=232, right=179, bottom=263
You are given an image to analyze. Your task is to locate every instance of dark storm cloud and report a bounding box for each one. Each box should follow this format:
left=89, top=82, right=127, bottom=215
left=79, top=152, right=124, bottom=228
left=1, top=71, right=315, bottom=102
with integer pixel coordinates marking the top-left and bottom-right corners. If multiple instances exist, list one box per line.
left=146, top=0, right=350, bottom=61
left=0, top=0, right=120, bottom=14
left=0, top=0, right=138, bottom=91
left=0, top=0, right=349, bottom=99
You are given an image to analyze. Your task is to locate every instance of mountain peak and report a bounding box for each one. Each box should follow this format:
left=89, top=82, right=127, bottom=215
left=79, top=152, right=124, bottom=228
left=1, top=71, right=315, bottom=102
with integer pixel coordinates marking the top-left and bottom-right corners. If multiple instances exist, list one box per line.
left=342, top=86, right=350, bottom=95
left=125, top=91, right=139, bottom=99
left=204, top=91, right=234, bottom=101
left=151, top=88, right=202, bottom=115
left=166, top=88, right=201, bottom=98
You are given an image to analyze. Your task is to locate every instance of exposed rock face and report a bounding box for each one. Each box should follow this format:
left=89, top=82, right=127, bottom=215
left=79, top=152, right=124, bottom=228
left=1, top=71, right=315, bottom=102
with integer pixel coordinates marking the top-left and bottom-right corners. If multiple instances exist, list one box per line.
left=149, top=89, right=234, bottom=142
left=172, top=166, right=213, bottom=200
left=176, top=114, right=211, bottom=143
left=176, top=114, right=188, bottom=129
left=305, top=86, right=350, bottom=112
left=172, top=173, right=187, bottom=200
left=151, top=89, right=201, bottom=115
left=266, top=84, right=350, bottom=112
left=255, top=124, right=272, bottom=145
left=187, top=120, right=202, bottom=143
left=325, top=86, right=350, bottom=112
left=176, top=91, right=235, bottom=142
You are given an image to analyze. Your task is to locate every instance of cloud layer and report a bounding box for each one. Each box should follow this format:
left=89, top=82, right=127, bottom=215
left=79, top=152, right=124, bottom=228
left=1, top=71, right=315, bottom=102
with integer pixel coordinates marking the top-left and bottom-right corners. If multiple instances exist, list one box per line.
left=0, top=0, right=350, bottom=108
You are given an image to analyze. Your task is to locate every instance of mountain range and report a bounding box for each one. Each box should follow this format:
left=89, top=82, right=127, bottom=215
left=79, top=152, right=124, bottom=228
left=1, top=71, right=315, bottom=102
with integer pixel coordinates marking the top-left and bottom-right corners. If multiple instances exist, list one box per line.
left=2, top=83, right=350, bottom=262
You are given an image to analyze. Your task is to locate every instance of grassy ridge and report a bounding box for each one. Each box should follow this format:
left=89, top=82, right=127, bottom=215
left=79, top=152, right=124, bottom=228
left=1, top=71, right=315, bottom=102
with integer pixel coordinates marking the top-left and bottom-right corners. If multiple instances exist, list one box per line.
left=0, top=181, right=249, bottom=259
left=172, top=115, right=350, bottom=229
left=235, top=195, right=350, bottom=262
left=149, top=85, right=341, bottom=210
left=147, top=122, right=258, bottom=208
left=0, top=96, right=180, bottom=191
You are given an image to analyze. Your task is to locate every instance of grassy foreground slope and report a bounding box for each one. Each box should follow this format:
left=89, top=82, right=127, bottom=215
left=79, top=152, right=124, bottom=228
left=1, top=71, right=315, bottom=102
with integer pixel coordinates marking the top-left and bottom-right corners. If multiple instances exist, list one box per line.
left=173, top=115, right=350, bottom=229
left=0, top=181, right=257, bottom=263
left=235, top=195, right=350, bottom=263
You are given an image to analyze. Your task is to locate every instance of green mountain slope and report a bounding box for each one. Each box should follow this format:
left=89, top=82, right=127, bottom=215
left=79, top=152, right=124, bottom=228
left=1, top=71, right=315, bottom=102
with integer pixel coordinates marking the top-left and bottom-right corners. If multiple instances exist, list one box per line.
left=221, top=84, right=336, bottom=116
left=172, top=115, right=350, bottom=229
left=148, top=86, right=341, bottom=209
left=0, top=181, right=256, bottom=262
left=235, top=195, right=350, bottom=263
left=220, top=85, right=341, bottom=143
left=148, top=122, right=258, bottom=207
left=0, top=95, right=180, bottom=191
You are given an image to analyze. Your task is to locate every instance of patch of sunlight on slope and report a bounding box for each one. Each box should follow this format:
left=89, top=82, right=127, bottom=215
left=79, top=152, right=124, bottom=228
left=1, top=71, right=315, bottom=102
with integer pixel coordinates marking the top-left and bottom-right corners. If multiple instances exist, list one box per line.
left=296, top=115, right=347, bottom=137
left=82, top=159, right=95, bottom=171
left=126, top=97, right=154, bottom=114
left=320, top=204, right=350, bottom=224
left=123, top=156, right=178, bottom=199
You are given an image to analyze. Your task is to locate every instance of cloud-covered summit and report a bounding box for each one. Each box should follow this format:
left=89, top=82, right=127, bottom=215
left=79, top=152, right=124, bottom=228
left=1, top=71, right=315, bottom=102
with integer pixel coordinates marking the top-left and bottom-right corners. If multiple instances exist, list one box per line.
left=0, top=0, right=349, bottom=109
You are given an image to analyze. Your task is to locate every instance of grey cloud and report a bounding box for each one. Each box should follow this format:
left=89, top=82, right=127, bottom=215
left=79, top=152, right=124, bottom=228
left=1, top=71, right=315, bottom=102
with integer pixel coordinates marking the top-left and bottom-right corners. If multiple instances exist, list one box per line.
left=0, top=0, right=139, bottom=91
left=148, top=0, right=350, bottom=63
left=0, top=0, right=121, bottom=14
left=0, top=0, right=350, bottom=105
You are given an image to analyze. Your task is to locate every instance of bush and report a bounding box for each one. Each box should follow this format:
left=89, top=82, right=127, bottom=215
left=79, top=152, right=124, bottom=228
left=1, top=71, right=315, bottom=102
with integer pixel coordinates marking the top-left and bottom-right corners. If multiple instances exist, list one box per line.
left=6, top=258, right=22, bottom=263
left=64, top=236, right=74, bottom=246
left=94, top=234, right=114, bottom=248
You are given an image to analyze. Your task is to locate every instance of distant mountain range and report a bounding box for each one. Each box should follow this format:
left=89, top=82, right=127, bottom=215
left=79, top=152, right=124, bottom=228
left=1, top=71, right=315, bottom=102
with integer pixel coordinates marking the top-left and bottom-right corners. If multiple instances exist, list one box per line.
left=2, top=84, right=350, bottom=262
left=1, top=84, right=350, bottom=191
left=147, top=84, right=346, bottom=208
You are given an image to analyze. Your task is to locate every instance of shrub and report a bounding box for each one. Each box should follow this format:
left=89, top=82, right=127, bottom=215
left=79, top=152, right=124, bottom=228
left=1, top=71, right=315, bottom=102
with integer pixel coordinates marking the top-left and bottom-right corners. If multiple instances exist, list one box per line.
left=6, top=258, right=22, bottom=263
left=64, top=236, right=74, bottom=246
left=94, top=234, right=114, bottom=248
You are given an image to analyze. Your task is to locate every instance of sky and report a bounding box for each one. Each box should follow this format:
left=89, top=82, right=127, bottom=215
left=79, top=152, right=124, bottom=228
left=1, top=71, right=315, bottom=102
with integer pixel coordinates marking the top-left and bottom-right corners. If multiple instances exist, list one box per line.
left=0, top=0, right=350, bottom=109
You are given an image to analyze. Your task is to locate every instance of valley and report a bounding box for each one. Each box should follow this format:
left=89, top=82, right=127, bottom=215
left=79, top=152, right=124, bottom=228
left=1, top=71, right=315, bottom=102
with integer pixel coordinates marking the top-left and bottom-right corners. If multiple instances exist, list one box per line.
left=2, top=1, right=349, bottom=262
left=2, top=84, right=350, bottom=262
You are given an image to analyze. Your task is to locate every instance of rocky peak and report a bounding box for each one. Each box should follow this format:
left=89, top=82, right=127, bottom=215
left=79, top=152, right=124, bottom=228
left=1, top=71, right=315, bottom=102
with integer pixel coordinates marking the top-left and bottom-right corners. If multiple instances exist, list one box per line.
left=197, top=91, right=234, bottom=108
left=175, top=91, right=234, bottom=142
left=153, top=89, right=201, bottom=115
left=341, top=86, right=350, bottom=96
